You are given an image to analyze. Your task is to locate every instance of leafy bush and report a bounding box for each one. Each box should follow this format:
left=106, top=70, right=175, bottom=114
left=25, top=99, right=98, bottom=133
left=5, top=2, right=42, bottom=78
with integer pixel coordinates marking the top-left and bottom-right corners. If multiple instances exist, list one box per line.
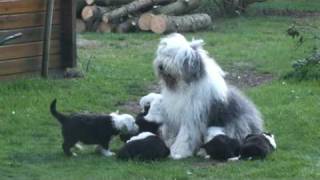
left=285, top=50, right=320, bottom=80
left=285, top=24, right=320, bottom=81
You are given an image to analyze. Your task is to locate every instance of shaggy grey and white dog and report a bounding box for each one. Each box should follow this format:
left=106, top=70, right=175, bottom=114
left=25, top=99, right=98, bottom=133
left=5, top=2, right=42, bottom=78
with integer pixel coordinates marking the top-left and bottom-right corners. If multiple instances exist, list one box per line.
left=153, top=33, right=264, bottom=159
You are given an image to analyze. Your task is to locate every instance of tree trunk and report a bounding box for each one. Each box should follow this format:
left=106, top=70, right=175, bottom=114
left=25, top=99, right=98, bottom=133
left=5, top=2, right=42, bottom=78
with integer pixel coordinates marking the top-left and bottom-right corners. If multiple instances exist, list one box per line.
left=116, top=17, right=139, bottom=33
left=82, top=5, right=111, bottom=21
left=138, top=0, right=200, bottom=31
left=76, top=19, right=87, bottom=33
left=77, top=0, right=87, bottom=18
left=102, top=0, right=175, bottom=23
left=150, top=13, right=212, bottom=34
left=86, top=0, right=135, bottom=6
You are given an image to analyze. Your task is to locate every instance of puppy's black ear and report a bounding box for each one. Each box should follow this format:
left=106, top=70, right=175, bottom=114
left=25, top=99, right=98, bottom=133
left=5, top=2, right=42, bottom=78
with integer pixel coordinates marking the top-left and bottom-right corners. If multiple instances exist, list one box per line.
left=244, top=134, right=255, bottom=141
left=200, top=143, right=208, bottom=149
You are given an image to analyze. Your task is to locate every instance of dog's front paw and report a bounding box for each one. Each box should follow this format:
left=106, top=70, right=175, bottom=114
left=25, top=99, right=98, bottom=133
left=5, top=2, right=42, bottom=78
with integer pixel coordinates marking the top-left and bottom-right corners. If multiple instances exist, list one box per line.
left=101, top=149, right=115, bottom=157
left=170, top=153, right=183, bottom=160
left=75, top=143, right=84, bottom=151
left=72, top=152, right=78, bottom=157
left=196, top=148, right=207, bottom=157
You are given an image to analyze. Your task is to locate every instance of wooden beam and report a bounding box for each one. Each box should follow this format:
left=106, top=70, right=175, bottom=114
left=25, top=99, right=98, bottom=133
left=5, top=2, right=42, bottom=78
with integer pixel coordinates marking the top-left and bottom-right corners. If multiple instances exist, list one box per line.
left=42, top=0, right=55, bottom=78
left=60, top=0, right=77, bottom=67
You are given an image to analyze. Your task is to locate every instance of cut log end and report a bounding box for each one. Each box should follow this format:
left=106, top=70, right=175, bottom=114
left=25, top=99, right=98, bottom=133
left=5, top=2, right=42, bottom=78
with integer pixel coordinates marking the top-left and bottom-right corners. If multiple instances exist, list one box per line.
left=102, top=14, right=110, bottom=24
left=150, top=15, right=167, bottom=34
left=138, top=13, right=154, bottom=31
left=82, top=6, right=95, bottom=21
left=85, top=0, right=95, bottom=5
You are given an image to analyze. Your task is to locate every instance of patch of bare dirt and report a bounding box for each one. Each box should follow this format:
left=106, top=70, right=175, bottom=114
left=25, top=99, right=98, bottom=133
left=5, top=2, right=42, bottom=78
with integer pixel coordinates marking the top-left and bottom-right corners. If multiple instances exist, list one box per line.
left=225, top=64, right=273, bottom=88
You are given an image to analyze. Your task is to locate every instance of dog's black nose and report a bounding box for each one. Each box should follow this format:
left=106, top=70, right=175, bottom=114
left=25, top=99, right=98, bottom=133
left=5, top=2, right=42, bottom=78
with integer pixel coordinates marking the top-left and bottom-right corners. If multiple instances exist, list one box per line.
left=158, top=64, right=164, bottom=71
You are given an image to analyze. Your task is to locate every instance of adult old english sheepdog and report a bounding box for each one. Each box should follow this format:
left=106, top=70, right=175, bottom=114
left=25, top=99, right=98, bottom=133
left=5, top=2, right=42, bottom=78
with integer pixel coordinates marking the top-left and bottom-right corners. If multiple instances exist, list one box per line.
left=154, top=33, right=264, bottom=159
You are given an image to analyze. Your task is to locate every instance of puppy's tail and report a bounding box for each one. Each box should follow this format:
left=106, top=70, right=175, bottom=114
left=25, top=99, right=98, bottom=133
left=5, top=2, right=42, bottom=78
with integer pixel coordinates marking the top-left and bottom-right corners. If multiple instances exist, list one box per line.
left=50, top=99, right=67, bottom=124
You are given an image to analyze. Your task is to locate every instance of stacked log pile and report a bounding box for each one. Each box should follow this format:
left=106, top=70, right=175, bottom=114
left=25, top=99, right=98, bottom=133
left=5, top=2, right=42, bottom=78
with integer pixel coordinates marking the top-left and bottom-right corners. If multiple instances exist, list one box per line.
left=76, top=0, right=212, bottom=34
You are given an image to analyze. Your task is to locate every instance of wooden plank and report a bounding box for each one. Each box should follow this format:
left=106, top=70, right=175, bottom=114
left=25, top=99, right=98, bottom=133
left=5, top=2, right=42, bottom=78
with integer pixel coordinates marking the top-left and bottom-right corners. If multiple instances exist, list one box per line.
left=0, top=11, right=60, bottom=30
left=0, top=26, right=60, bottom=45
left=0, top=0, right=61, bottom=15
left=0, top=54, right=62, bottom=76
left=0, top=40, right=60, bottom=61
left=60, top=0, right=77, bottom=68
left=0, top=69, right=64, bottom=81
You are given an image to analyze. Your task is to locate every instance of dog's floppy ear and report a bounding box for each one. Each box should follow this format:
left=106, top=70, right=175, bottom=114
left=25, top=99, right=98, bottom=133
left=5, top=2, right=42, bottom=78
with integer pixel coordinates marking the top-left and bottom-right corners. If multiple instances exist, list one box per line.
left=177, top=45, right=204, bottom=83
left=190, top=39, right=204, bottom=50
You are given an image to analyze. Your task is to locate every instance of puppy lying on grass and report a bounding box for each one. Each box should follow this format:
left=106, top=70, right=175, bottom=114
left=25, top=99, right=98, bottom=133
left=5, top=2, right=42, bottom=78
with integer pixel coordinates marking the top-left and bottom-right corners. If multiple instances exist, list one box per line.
left=117, top=132, right=169, bottom=161
left=50, top=99, right=138, bottom=157
left=201, top=127, right=276, bottom=161
left=200, top=127, right=241, bottom=161
left=117, top=94, right=169, bottom=160
left=240, top=132, right=276, bottom=160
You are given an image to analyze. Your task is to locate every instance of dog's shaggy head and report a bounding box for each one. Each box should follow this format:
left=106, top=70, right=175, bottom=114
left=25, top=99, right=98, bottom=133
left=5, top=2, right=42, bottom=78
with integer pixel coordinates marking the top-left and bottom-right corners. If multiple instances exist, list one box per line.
left=154, top=33, right=226, bottom=92
left=110, top=112, right=139, bottom=134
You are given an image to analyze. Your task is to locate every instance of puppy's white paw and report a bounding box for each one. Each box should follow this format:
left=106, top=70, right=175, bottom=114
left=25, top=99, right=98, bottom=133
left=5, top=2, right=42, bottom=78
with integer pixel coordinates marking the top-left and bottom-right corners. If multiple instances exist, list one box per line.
left=227, top=156, right=240, bottom=161
left=75, top=143, right=84, bottom=151
left=101, top=149, right=115, bottom=157
left=196, top=148, right=207, bottom=157
left=72, top=152, right=78, bottom=157
left=170, top=154, right=183, bottom=160
left=205, top=155, right=211, bottom=159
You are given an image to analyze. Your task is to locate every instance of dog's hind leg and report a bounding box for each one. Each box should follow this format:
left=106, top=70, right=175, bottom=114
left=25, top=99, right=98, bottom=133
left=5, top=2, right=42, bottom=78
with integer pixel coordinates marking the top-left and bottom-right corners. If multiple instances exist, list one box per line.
left=62, top=139, right=77, bottom=157
left=98, top=140, right=114, bottom=157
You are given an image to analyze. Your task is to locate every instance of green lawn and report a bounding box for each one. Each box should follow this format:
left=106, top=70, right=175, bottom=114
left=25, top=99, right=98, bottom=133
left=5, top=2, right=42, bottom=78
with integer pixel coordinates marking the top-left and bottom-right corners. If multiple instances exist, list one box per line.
left=0, top=15, right=320, bottom=180
left=249, top=0, right=320, bottom=11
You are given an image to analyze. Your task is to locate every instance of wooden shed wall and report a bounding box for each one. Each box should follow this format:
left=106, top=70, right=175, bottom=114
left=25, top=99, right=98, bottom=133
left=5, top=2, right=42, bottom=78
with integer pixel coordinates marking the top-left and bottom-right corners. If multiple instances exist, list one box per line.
left=0, top=0, right=76, bottom=78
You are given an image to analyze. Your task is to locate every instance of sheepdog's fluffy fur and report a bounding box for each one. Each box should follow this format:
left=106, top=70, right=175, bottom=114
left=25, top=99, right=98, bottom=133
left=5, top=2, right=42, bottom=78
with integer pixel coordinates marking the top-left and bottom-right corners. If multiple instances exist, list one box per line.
left=154, top=33, right=264, bottom=159
left=117, top=132, right=170, bottom=161
left=50, top=99, right=138, bottom=157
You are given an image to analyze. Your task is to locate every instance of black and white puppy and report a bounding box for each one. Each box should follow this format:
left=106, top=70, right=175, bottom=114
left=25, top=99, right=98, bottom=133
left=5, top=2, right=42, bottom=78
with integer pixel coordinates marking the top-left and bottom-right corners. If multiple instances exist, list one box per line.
left=120, top=93, right=163, bottom=142
left=201, top=127, right=241, bottom=161
left=50, top=99, right=138, bottom=157
left=117, top=132, right=170, bottom=161
left=240, top=132, right=276, bottom=160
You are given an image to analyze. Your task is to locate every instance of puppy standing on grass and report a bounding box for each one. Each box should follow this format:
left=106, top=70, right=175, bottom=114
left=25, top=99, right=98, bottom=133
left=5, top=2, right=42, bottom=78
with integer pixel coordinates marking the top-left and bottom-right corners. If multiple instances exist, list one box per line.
left=50, top=99, right=138, bottom=157
left=117, top=132, right=170, bottom=161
